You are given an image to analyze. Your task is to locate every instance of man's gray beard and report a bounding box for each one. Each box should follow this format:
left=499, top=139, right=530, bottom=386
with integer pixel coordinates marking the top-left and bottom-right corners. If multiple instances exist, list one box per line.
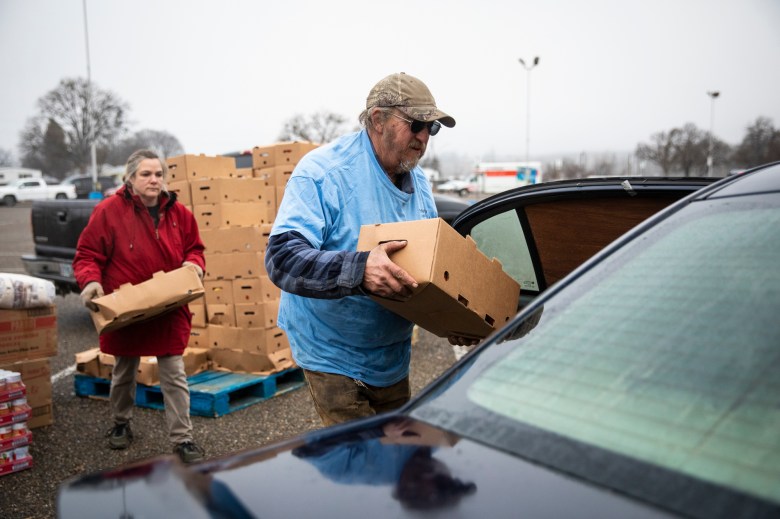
left=396, top=156, right=420, bottom=175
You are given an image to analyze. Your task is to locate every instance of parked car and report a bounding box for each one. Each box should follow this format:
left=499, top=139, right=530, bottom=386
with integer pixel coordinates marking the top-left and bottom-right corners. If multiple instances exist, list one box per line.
left=57, top=167, right=780, bottom=518
left=21, top=198, right=100, bottom=294
left=0, top=178, right=76, bottom=206
left=436, top=177, right=477, bottom=196
left=60, top=174, right=122, bottom=199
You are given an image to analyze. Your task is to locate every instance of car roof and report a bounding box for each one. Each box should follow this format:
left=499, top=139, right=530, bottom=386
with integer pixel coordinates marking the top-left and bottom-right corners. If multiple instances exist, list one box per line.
left=704, top=161, right=780, bottom=198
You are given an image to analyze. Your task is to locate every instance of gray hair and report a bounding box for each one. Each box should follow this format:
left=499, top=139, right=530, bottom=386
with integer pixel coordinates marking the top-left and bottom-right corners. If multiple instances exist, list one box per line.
left=359, top=106, right=392, bottom=133
left=124, top=149, right=168, bottom=186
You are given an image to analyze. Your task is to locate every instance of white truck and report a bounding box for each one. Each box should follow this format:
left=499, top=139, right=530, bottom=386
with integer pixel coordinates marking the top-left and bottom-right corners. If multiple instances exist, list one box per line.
left=0, top=178, right=77, bottom=206
left=473, top=161, right=543, bottom=194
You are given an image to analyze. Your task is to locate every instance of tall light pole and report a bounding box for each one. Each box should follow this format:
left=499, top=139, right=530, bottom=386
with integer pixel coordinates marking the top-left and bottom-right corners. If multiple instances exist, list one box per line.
left=518, top=56, right=539, bottom=179
left=83, top=0, right=99, bottom=194
left=707, top=90, right=720, bottom=177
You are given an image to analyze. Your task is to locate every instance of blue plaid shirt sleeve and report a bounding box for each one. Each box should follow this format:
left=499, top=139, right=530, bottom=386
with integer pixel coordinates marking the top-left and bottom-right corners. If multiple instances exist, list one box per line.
left=265, top=231, right=371, bottom=299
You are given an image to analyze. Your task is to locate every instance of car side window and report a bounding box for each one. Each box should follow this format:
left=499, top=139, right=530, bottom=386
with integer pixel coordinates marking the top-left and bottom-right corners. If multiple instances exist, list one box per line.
left=470, top=210, right=539, bottom=292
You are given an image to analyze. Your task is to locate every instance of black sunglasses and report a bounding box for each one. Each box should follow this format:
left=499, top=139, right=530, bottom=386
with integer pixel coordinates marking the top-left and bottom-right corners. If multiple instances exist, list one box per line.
left=389, top=112, right=441, bottom=136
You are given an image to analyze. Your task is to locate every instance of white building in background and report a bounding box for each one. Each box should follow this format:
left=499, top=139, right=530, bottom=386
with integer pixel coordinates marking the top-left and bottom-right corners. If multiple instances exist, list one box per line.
left=0, top=167, right=42, bottom=186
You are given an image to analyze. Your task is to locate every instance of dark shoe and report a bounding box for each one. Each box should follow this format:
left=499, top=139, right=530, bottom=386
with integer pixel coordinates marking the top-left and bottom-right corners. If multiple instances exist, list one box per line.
left=106, top=422, right=133, bottom=450
left=174, top=441, right=205, bottom=463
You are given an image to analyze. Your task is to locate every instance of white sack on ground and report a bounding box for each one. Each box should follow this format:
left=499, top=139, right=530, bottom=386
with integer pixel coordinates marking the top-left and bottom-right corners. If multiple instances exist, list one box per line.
left=0, top=273, right=56, bottom=309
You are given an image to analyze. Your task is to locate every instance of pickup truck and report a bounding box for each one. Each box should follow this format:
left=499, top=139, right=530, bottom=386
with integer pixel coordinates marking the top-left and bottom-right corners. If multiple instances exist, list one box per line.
left=0, top=178, right=77, bottom=206
left=21, top=199, right=100, bottom=294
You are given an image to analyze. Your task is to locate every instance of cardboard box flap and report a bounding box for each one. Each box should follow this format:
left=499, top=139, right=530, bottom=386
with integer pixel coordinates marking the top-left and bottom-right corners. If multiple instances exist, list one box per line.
left=267, top=349, right=295, bottom=371
left=371, top=284, right=499, bottom=338
left=74, top=347, right=100, bottom=365
left=210, top=348, right=294, bottom=375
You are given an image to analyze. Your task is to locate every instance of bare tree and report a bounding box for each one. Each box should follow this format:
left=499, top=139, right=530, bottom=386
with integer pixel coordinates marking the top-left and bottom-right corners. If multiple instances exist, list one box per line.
left=104, top=129, right=184, bottom=165
left=590, top=154, right=616, bottom=177
left=672, top=123, right=708, bottom=176
left=42, top=119, right=73, bottom=178
left=0, top=148, right=13, bottom=167
left=731, top=117, right=780, bottom=169
left=558, top=159, right=588, bottom=180
left=19, top=77, right=129, bottom=174
left=636, top=129, right=679, bottom=175
left=18, top=119, right=45, bottom=171
left=278, top=111, right=352, bottom=144
left=20, top=118, right=78, bottom=178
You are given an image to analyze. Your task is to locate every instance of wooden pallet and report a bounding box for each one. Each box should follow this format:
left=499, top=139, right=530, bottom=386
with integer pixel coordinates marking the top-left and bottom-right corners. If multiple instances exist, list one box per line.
left=74, top=368, right=305, bottom=417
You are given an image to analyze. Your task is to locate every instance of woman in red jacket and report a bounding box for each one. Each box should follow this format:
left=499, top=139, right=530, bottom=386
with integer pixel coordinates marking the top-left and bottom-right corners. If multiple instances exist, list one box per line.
left=73, top=149, right=206, bottom=463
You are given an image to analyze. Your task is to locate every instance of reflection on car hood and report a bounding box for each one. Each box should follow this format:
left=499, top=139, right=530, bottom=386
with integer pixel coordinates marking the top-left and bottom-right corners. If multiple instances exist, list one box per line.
left=58, top=416, right=671, bottom=518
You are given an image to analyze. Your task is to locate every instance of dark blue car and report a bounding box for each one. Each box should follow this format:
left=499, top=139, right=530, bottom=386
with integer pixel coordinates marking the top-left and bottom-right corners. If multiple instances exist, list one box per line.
left=57, top=166, right=780, bottom=518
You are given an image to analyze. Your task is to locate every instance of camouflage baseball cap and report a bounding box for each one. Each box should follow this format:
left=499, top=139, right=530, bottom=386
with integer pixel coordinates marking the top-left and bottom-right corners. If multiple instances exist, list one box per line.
left=366, top=72, right=455, bottom=128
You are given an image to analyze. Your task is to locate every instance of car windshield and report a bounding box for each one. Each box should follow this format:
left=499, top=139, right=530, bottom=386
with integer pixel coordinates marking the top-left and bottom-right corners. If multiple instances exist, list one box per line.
left=412, top=192, right=780, bottom=510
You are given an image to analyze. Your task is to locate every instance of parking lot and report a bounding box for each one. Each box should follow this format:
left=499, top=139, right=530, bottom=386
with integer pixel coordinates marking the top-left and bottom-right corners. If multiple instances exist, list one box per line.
left=0, top=204, right=456, bottom=519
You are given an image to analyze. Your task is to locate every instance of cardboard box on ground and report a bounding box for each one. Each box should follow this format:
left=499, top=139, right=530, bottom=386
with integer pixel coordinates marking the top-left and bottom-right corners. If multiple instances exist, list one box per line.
left=75, top=347, right=210, bottom=386
left=75, top=144, right=319, bottom=379
left=357, top=218, right=521, bottom=339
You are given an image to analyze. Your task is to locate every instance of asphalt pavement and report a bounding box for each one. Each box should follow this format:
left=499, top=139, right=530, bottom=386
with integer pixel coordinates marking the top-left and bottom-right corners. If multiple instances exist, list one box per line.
left=0, top=204, right=458, bottom=519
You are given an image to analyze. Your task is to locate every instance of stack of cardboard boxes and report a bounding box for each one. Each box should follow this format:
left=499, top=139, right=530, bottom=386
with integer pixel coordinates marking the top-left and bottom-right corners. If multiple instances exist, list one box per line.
left=185, top=143, right=318, bottom=375
left=0, top=305, right=58, bottom=476
left=251, top=141, right=319, bottom=213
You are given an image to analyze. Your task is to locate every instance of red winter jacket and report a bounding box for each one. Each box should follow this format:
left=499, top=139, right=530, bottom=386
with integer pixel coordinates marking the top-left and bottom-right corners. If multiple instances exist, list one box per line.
left=73, top=185, right=205, bottom=356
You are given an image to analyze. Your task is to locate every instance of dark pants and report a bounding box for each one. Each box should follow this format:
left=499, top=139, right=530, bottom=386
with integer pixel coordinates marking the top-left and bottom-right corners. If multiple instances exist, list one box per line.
left=303, top=369, right=411, bottom=426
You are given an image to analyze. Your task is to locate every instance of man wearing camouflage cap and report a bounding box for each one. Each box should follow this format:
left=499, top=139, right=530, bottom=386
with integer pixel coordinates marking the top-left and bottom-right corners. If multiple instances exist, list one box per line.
left=266, top=72, right=468, bottom=426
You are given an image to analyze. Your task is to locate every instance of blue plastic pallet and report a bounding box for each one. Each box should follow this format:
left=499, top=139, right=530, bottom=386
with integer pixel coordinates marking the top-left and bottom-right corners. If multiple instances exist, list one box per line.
left=74, top=367, right=305, bottom=417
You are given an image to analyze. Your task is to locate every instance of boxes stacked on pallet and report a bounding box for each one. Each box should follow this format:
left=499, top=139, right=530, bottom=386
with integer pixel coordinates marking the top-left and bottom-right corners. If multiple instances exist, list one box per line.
left=174, top=144, right=317, bottom=376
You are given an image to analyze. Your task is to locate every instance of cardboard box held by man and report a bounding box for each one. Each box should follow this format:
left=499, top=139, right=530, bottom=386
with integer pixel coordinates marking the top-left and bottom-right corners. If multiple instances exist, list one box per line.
left=357, top=218, right=520, bottom=339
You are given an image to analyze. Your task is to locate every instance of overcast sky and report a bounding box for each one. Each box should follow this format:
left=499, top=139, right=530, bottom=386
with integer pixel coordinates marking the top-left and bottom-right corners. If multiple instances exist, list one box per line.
left=1, top=0, right=779, bottom=167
